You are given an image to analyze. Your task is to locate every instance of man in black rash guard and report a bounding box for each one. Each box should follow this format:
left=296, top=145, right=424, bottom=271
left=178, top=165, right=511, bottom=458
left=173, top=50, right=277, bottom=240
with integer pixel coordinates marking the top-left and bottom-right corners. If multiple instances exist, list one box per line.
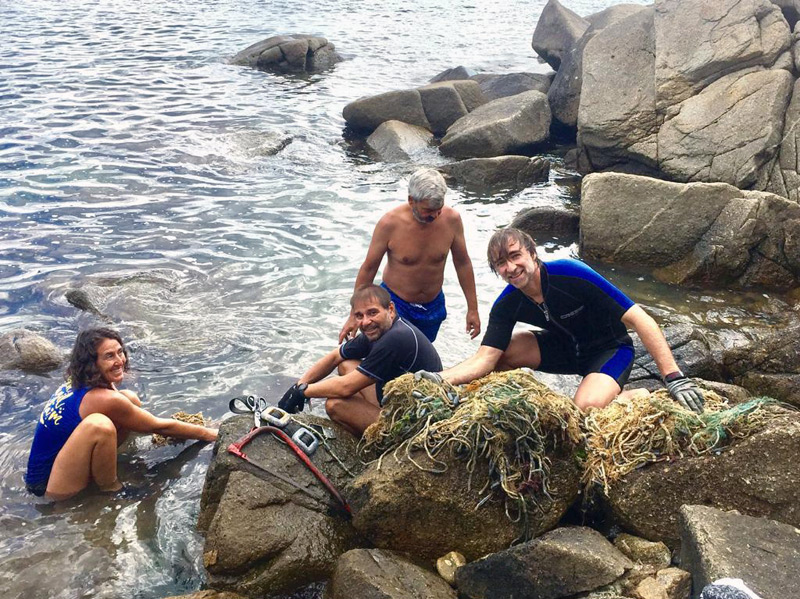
left=278, top=284, right=442, bottom=436
left=424, top=227, right=703, bottom=413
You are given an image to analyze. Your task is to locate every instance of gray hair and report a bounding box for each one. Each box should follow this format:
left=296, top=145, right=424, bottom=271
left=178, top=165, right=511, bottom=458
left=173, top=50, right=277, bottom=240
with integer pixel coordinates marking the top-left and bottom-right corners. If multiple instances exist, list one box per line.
left=407, top=168, right=447, bottom=210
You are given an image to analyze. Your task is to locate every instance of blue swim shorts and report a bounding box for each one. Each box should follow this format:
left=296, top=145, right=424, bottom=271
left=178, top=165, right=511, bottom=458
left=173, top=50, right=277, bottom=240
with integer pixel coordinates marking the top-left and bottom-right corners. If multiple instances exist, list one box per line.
left=381, top=282, right=446, bottom=342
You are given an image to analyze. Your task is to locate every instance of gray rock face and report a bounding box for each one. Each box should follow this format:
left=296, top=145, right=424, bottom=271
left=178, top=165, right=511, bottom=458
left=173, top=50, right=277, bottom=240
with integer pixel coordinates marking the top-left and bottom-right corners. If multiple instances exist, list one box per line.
left=328, top=549, right=457, bottom=599
left=230, top=35, right=342, bottom=73
left=605, top=415, right=800, bottom=547
left=532, top=0, right=590, bottom=70
left=578, top=8, right=659, bottom=171
left=721, top=322, right=800, bottom=407
left=471, top=72, right=554, bottom=101
left=0, top=330, right=62, bottom=373
left=580, top=173, right=800, bottom=290
left=439, top=156, right=550, bottom=190
left=658, top=69, right=794, bottom=189
left=511, top=206, right=579, bottom=243
left=654, top=0, right=791, bottom=111
left=764, top=79, right=800, bottom=202
left=680, top=505, right=800, bottom=599
left=199, top=415, right=363, bottom=597
left=771, top=0, right=800, bottom=27
left=366, top=120, right=433, bottom=162
left=343, top=81, right=487, bottom=135
left=349, top=447, right=582, bottom=562
left=455, top=527, right=633, bottom=599
left=548, top=4, right=646, bottom=129
left=439, top=91, right=551, bottom=159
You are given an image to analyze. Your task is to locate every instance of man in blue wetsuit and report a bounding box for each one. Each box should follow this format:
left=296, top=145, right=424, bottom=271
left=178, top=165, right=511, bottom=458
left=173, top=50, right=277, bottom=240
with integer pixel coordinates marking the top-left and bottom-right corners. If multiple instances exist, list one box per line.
left=338, top=168, right=480, bottom=344
left=280, top=284, right=442, bottom=436
left=425, top=227, right=703, bottom=412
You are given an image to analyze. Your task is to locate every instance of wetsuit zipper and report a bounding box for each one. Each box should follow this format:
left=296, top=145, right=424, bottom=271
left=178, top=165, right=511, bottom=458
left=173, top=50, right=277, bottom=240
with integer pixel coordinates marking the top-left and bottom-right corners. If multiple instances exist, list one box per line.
left=537, top=301, right=582, bottom=357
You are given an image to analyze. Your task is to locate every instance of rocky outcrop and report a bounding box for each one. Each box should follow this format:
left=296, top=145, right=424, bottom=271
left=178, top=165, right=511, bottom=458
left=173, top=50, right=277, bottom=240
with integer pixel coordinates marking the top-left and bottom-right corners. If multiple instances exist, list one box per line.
left=439, top=91, right=551, bottom=158
left=680, top=505, right=800, bottom=599
left=578, top=8, right=659, bottom=171
left=366, top=120, right=434, bottom=162
left=349, top=446, right=582, bottom=562
left=654, top=0, right=791, bottom=111
left=580, top=173, right=800, bottom=290
left=230, top=35, right=342, bottom=73
left=532, top=0, right=590, bottom=70
left=604, top=414, right=800, bottom=547
left=763, top=78, right=800, bottom=202
left=199, top=415, right=363, bottom=597
left=343, top=81, right=487, bottom=135
left=471, top=72, right=554, bottom=101
left=439, top=156, right=549, bottom=190
left=0, top=329, right=62, bottom=373
left=548, top=4, right=647, bottom=130
left=455, top=527, right=633, bottom=599
left=328, top=549, right=457, bottom=599
left=658, top=69, right=794, bottom=189
left=511, top=206, right=579, bottom=243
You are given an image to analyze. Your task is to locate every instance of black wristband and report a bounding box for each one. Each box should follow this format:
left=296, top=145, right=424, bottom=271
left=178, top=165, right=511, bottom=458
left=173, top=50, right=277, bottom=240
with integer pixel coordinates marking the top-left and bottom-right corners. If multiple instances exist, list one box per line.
left=663, top=371, right=684, bottom=384
left=297, top=382, right=309, bottom=397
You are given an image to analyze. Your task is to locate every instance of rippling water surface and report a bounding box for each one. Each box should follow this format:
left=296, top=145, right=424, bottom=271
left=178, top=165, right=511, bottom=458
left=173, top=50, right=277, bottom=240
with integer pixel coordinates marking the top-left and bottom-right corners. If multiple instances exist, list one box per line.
left=2, top=0, right=786, bottom=597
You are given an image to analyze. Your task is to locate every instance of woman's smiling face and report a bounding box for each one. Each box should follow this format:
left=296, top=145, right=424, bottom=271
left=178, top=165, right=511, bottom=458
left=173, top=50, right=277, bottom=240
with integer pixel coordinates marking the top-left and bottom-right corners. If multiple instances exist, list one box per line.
left=95, top=337, right=127, bottom=386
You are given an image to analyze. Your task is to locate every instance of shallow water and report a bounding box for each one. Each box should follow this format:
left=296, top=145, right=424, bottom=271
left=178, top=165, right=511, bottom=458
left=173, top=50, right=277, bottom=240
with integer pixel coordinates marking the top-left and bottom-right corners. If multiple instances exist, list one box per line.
left=0, top=0, right=791, bottom=597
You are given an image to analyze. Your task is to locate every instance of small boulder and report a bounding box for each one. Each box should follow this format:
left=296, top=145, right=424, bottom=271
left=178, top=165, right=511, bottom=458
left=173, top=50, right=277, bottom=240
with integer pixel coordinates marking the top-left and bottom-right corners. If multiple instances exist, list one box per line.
left=230, top=35, right=342, bottom=73
left=455, top=527, right=633, bottom=599
left=436, top=551, right=466, bottom=586
left=328, top=549, right=457, bottom=599
left=439, top=91, right=551, bottom=159
left=0, top=330, right=62, bottom=373
left=439, top=156, right=550, bottom=191
left=635, top=568, right=691, bottom=599
left=366, top=120, right=434, bottom=162
left=613, top=533, right=671, bottom=570
left=471, top=72, right=554, bottom=101
left=680, top=505, right=800, bottom=599
left=532, top=0, right=590, bottom=70
left=605, top=414, right=800, bottom=547
left=430, top=66, right=476, bottom=83
left=511, top=205, right=579, bottom=243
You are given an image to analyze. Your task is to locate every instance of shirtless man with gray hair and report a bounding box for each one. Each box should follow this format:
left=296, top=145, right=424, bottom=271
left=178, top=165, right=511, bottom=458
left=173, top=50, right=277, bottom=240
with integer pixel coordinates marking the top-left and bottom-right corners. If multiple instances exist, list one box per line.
left=339, top=168, right=480, bottom=343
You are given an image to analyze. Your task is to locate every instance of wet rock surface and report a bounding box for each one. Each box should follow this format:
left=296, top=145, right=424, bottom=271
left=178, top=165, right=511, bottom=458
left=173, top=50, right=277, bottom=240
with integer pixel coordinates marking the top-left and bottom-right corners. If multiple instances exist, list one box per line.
left=366, top=120, right=434, bottom=162
left=230, top=35, right=342, bottom=73
left=511, top=205, right=579, bottom=244
left=439, top=156, right=550, bottom=191
left=680, top=505, right=800, bottom=599
left=0, top=329, right=63, bottom=373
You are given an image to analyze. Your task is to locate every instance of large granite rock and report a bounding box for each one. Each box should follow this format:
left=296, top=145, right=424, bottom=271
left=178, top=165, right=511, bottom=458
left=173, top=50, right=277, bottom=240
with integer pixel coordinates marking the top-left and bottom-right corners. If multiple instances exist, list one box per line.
left=658, top=69, right=794, bottom=189
left=0, top=329, right=62, bottom=373
left=343, top=81, right=487, bottom=135
left=439, top=156, right=550, bottom=191
left=328, top=549, right=457, bottom=599
left=439, top=91, right=551, bottom=159
left=366, top=120, right=434, bottom=162
left=199, top=415, right=364, bottom=597
left=349, top=445, right=582, bottom=562
left=511, top=206, right=579, bottom=243
left=654, top=0, right=791, bottom=111
left=455, top=527, right=633, bottom=599
left=532, top=0, right=590, bottom=70
left=680, top=505, right=800, bottom=599
left=771, top=0, right=800, bottom=26
left=580, top=172, right=800, bottom=290
left=230, top=35, right=342, bottom=73
left=764, top=78, right=800, bottom=202
left=604, top=414, right=800, bottom=547
left=578, top=8, right=659, bottom=171
left=471, top=72, right=554, bottom=101
left=548, top=4, right=647, bottom=130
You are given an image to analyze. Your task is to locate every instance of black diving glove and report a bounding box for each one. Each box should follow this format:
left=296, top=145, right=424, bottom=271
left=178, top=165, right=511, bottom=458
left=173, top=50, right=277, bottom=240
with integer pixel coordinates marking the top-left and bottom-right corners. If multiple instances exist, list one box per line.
left=414, top=370, right=443, bottom=384
left=278, top=383, right=308, bottom=414
left=665, top=372, right=704, bottom=413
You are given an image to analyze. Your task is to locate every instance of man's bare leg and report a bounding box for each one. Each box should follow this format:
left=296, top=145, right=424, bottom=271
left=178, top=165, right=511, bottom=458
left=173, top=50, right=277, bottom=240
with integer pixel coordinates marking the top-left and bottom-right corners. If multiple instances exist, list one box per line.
left=573, top=373, right=622, bottom=410
left=325, top=394, right=381, bottom=437
left=495, top=331, right=542, bottom=371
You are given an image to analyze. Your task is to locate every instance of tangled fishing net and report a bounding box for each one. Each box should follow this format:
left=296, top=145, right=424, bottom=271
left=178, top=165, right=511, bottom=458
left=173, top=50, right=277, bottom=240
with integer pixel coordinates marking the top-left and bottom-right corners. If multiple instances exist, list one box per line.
left=361, top=369, right=584, bottom=525
left=583, top=390, right=787, bottom=495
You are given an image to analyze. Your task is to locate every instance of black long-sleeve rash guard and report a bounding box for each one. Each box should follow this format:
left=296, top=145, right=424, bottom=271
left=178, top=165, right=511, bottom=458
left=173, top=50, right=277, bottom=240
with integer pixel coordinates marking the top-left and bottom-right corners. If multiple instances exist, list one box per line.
left=482, top=258, right=635, bottom=357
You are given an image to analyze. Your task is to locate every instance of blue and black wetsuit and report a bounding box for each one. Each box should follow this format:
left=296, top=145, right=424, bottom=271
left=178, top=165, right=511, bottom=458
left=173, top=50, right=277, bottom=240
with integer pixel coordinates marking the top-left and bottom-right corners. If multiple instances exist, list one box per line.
left=482, top=258, right=635, bottom=386
left=25, top=380, right=89, bottom=496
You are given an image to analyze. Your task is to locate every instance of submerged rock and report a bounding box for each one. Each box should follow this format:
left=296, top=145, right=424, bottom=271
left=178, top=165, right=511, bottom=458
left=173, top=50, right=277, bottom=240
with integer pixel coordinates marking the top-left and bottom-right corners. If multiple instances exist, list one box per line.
left=680, top=505, right=800, bottom=599
left=0, top=329, right=62, bottom=373
left=366, top=120, right=434, bottom=162
left=511, top=205, right=579, bottom=243
left=439, top=156, right=550, bottom=191
left=455, top=527, right=633, bottom=599
left=230, top=35, right=342, bottom=73
left=328, top=549, right=457, bottom=599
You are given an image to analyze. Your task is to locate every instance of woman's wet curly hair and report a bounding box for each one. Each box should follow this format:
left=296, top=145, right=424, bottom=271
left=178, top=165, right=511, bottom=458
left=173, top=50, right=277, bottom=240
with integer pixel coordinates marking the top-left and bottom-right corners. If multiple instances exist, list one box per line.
left=66, top=327, right=129, bottom=389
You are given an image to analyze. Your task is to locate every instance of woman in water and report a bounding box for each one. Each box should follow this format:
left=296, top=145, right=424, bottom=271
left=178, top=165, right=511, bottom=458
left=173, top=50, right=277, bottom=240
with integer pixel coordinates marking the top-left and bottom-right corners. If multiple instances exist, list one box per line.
left=25, top=327, right=218, bottom=500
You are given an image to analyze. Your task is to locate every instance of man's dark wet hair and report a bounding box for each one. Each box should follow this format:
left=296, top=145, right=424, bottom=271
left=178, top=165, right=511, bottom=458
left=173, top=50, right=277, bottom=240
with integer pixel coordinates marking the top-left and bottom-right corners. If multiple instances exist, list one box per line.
left=66, top=327, right=129, bottom=389
left=487, top=227, right=539, bottom=274
left=350, top=284, right=392, bottom=309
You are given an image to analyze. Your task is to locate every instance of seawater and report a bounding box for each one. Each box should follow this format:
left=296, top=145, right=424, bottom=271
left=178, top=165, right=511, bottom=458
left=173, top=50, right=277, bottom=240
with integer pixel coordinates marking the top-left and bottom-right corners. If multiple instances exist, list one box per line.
left=0, top=0, right=782, bottom=597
